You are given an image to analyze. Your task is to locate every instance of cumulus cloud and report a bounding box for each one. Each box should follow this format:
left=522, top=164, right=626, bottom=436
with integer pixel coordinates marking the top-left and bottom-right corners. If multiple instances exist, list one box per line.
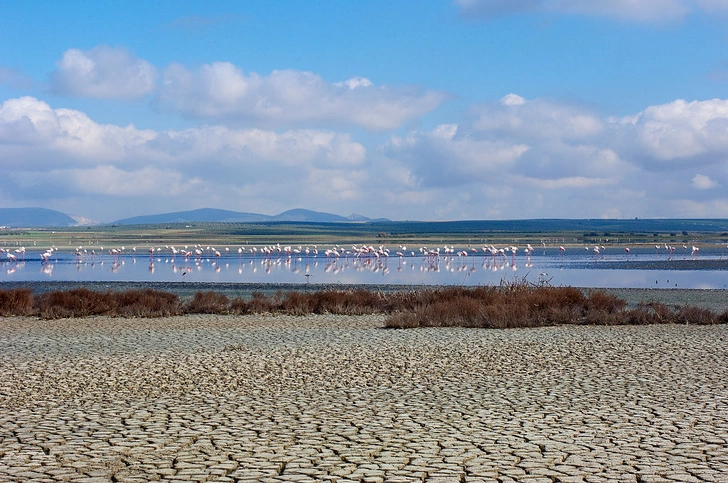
left=49, top=46, right=156, bottom=100
left=386, top=125, right=529, bottom=187
left=384, top=95, right=614, bottom=193
left=157, top=62, right=447, bottom=130
left=454, top=0, right=722, bottom=23
left=5, top=92, right=728, bottom=221
left=473, top=94, right=604, bottom=141
left=376, top=92, right=728, bottom=219
left=691, top=173, right=719, bottom=189
left=0, top=97, right=365, bottom=169
left=0, top=97, right=156, bottom=165
left=0, top=96, right=372, bottom=220
left=615, top=98, right=728, bottom=166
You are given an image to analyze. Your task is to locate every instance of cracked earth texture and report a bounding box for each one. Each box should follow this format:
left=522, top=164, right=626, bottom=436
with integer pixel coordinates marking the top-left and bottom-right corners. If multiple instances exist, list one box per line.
left=1, top=314, right=727, bottom=483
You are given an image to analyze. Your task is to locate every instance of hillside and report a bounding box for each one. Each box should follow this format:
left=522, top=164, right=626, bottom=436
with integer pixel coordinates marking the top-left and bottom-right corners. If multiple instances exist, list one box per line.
left=113, top=208, right=384, bottom=225
left=0, top=208, right=78, bottom=228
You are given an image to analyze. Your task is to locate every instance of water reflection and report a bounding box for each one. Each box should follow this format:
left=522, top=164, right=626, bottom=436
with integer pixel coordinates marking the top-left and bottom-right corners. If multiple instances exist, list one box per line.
left=0, top=244, right=726, bottom=289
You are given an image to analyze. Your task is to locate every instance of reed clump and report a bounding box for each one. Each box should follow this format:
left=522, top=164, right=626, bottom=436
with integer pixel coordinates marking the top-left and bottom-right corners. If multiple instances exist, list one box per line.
left=184, top=291, right=231, bottom=314
left=0, top=288, right=33, bottom=316
left=32, top=288, right=182, bottom=319
left=384, top=285, right=727, bottom=328
left=0, top=284, right=725, bottom=326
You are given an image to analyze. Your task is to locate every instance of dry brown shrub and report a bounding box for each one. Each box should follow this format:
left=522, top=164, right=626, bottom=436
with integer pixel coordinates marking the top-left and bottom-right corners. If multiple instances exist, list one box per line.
left=548, top=286, right=587, bottom=308
left=385, top=311, right=421, bottom=329
left=646, top=302, right=676, bottom=324
left=185, top=291, right=230, bottom=314
left=623, top=305, right=657, bottom=325
left=389, top=289, right=434, bottom=312
left=333, top=289, right=391, bottom=314
left=0, top=288, right=34, bottom=316
left=244, top=291, right=283, bottom=314
left=622, top=302, right=680, bottom=325
left=481, top=301, right=531, bottom=328
left=416, top=297, right=481, bottom=327
left=280, top=291, right=315, bottom=315
left=116, top=289, right=181, bottom=317
left=675, top=305, right=720, bottom=325
left=35, top=288, right=116, bottom=319
left=587, top=290, right=628, bottom=313
left=229, top=297, right=250, bottom=314
left=543, top=305, right=581, bottom=325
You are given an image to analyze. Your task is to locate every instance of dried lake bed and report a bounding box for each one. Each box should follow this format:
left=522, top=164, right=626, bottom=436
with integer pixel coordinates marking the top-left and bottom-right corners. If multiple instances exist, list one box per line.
left=1, top=304, right=727, bottom=482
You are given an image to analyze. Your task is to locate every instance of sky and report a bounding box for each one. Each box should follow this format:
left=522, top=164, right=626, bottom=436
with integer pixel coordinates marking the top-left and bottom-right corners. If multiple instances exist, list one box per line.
left=1, top=1, right=728, bottom=223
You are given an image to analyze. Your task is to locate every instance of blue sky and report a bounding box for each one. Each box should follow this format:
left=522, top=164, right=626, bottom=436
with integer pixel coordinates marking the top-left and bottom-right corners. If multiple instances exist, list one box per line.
left=1, top=0, right=728, bottom=223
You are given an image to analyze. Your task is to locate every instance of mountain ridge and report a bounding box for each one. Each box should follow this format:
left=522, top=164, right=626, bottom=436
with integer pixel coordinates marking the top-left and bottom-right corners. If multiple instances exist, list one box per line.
left=0, top=207, right=390, bottom=227
left=0, top=208, right=79, bottom=228
left=112, top=208, right=390, bottom=225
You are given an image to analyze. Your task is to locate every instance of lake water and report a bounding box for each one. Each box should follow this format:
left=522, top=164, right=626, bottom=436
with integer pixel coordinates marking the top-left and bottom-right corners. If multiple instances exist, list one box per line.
left=1, top=245, right=727, bottom=289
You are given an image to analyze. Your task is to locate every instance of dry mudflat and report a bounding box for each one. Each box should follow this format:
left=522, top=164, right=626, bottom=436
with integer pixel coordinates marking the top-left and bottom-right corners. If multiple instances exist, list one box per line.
left=1, top=309, right=727, bottom=483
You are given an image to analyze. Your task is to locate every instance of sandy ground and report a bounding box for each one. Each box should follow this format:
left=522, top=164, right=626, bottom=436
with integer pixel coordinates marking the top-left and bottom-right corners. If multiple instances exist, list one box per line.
left=1, top=312, right=727, bottom=482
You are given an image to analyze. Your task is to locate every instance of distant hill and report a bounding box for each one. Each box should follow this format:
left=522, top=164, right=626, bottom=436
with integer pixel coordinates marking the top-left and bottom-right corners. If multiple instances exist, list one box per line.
left=112, top=208, right=270, bottom=225
left=112, top=208, right=388, bottom=225
left=0, top=208, right=78, bottom=227
left=270, top=209, right=355, bottom=222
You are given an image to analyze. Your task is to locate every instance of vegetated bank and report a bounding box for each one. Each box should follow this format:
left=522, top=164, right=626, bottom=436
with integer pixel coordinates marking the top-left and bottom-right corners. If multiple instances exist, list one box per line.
left=0, top=283, right=726, bottom=328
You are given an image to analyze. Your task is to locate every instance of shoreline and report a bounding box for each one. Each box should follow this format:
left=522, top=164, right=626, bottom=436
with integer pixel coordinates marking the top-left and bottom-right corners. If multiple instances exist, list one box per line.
left=2, top=280, right=727, bottom=313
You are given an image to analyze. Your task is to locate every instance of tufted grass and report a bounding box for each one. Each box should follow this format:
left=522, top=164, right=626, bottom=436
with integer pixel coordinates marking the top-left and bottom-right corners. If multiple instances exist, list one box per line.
left=0, top=284, right=725, bottom=326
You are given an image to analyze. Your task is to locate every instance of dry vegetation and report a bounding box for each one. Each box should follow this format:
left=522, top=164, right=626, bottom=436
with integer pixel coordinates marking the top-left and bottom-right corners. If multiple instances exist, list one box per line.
left=0, top=284, right=726, bottom=327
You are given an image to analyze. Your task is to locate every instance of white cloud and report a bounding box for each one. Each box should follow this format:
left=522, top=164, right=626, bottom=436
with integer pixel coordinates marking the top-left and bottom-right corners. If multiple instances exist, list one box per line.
left=375, top=92, right=728, bottom=219
left=4, top=92, right=728, bottom=221
left=386, top=126, right=529, bottom=187
left=50, top=46, right=156, bottom=100
left=0, top=96, right=372, bottom=220
left=157, top=62, right=447, bottom=130
left=500, top=93, right=526, bottom=106
left=472, top=95, right=604, bottom=141
left=691, top=173, right=719, bottom=189
left=616, top=98, right=728, bottom=165
left=520, top=175, right=618, bottom=189
left=0, top=97, right=156, bottom=164
left=17, top=165, right=203, bottom=197
left=0, top=97, right=365, bottom=170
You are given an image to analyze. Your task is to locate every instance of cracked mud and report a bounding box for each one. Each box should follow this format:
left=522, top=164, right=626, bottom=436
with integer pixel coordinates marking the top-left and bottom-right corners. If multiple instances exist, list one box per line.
left=1, top=314, right=727, bottom=482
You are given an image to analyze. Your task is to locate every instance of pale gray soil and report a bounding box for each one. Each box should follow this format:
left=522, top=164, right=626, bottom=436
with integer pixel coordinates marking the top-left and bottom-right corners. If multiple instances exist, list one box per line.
left=1, top=314, right=727, bottom=482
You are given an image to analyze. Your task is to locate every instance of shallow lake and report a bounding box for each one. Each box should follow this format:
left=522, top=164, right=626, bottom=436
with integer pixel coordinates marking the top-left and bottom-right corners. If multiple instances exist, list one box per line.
left=1, top=245, right=727, bottom=289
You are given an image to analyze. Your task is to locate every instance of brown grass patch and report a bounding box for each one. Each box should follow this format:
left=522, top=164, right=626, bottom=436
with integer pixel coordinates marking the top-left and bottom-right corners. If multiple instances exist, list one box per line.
left=185, top=291, right=230, bottom=314
left=0, top=284, right=724, bottom=327
left=0, top=288, right=34, bottom=316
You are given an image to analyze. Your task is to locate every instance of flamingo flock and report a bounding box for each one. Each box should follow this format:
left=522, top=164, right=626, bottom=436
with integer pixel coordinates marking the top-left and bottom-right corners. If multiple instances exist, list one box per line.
left=0, top=239, right=723, bottom=282
left=0, top=240, right=716, bottom=266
